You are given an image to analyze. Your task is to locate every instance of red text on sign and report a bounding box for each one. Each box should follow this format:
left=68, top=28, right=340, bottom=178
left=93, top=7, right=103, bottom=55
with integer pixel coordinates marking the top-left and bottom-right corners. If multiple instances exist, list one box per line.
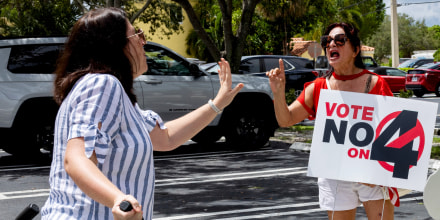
left=348, top=148, right=370, bottom=159
left=325, top=102, right=374, bottom=121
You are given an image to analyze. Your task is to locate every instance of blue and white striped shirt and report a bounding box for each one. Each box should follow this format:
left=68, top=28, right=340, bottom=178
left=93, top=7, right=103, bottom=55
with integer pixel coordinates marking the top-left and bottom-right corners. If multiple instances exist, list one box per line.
left=42, top=74, right=165, bottom=220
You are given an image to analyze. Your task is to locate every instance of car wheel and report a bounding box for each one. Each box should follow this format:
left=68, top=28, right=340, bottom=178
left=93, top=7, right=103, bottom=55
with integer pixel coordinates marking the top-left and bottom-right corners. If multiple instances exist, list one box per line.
left=2, top=100, right=56, bottom=156
left=435, top=84, right=440, bottom=97
left=192, top=127, right=222, bottom=144
left=224, top=110, right=272, bottom=150
left=2, top=120, right=54, bottom=156
left=413, top=90, right=425, bottom=98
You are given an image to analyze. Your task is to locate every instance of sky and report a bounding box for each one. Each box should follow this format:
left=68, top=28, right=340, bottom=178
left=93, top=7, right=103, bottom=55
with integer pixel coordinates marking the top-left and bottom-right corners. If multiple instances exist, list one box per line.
left=384, top=0, right=440, bottom=27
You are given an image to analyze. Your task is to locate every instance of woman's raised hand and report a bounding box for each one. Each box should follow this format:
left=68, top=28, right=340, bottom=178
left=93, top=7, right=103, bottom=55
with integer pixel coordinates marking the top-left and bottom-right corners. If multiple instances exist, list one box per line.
left=212, top=58, right=244, bottom=110
left=266, top=59, right=286, bottom=95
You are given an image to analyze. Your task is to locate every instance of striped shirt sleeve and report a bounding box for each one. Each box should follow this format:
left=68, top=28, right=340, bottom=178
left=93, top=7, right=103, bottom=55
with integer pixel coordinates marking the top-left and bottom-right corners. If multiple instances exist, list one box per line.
left=135, top=104, right=166, bottom=133
left=67, top=74, right=123, bottom=164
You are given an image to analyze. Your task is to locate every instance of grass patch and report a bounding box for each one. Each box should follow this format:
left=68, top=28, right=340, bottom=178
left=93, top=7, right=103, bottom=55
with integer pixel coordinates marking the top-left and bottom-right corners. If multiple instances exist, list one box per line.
left=432, top=146, right=440, bottom=159
left=292, top=125, right=314, bottom=132
left=277, top=125, right=314, bottom=133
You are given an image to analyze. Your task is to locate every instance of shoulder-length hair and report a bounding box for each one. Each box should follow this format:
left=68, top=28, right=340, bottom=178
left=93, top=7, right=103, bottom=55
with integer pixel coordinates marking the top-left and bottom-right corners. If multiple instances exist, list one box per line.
left=54, top=7, right=136, bottom=105
left=322, top=22, right=365, bottom=76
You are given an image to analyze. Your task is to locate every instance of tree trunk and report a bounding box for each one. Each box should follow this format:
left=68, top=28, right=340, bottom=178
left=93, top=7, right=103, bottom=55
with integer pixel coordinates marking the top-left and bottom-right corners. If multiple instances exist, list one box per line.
left=172, top=0, right=221, bottom=62
left=130, top=0, right=154, bottom=23
left=225, top=0, right=262, bottom=73
left=114, top=0, right=121, bottom=8
left=172, top=0, right=261, bottom=73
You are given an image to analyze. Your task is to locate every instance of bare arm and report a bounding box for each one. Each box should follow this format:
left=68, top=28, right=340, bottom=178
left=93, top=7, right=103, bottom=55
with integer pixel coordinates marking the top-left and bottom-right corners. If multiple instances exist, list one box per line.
left=266, top=59, right=313, bottom=127
left=65, top=137, right=143, bottom=219
left=151, top=58, right=243, bottom=151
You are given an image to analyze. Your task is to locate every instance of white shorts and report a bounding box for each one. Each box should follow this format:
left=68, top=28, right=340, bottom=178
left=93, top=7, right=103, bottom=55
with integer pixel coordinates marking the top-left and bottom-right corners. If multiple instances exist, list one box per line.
left=318, top=178, right=387, bottom=211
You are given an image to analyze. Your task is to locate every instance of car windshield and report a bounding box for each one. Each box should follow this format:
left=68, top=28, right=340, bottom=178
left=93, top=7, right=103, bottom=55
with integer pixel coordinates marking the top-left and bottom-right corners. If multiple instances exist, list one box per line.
left=398, top=59, right=417, bottom=68
left=205, top=64, right=220, bottom=73
left=418, top=63, right=438, bottom=69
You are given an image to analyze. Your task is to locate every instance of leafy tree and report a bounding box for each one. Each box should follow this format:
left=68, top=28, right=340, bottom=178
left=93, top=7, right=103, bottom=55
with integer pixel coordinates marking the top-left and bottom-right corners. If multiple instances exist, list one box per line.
left=172, top=0, right=263, bottom=73
left=365, top=14, right=440, bottom=61
left=184, top=0, right=384, bottom=69
left=330, top=0, right=385, bottom=40
left=428, top=25, right=440, bottom=61
left=0, top=0, right=183, bottom=40
left=257, top=0, right=336, bottom=54
left=0, top=0, right=80, bottom=37
left=429, top=25, right=440, bottom=40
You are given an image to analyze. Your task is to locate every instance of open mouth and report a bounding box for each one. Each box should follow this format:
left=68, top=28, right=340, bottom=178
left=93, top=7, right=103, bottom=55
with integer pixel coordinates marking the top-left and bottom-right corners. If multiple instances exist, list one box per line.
left=330, top=51, right=340, bottom=58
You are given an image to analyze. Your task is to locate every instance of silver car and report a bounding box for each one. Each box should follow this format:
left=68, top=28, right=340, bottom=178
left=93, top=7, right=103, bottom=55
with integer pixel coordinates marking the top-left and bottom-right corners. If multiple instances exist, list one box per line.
left=0, top=38, right=277, bottom=156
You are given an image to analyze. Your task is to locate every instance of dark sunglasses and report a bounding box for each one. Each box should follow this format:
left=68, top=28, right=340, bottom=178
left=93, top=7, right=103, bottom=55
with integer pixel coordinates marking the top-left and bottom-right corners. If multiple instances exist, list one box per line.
left=127, top=28, right=146, bottom=42
left=321, top=34, right=348, bottom=48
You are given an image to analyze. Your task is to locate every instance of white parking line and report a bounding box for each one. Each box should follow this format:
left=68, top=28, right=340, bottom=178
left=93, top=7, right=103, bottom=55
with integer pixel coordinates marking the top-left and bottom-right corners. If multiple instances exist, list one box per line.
left=153, top=196, right=425, bottom=220
left=0, top=189, right=50, bottom=200
left=0, top=168, right=307, bottom=200
left=153, top=202, right=321, bottom=220
left=156, top=167, right=308, bottom=186
left=215, top=208, right=324, bottom=220
left=154, top=149, right=281, bottom=161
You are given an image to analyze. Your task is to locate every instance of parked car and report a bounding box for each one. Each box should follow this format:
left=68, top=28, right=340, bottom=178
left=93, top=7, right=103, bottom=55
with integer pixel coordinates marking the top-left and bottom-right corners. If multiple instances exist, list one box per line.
left=405, top=62, right=440, bottom=97
left=398, top=58, right=434, bottom=69
left=362, top=56, right=379, bottom=69
left=205, top=55, right=318, bottom=96
left=314, top=55, right=378, bottom=76
left=199, top=62, right=217, bottom=71
left=399, top=58, right=411, bottom=64
left=0, top=37, right=277, bottom=156
left=369, top=67, right=407, bottom=93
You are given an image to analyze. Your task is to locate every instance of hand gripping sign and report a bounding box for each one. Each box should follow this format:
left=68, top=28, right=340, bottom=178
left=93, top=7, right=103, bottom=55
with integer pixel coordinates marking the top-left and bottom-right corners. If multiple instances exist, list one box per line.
left=307, top=90, right=437, bottom=191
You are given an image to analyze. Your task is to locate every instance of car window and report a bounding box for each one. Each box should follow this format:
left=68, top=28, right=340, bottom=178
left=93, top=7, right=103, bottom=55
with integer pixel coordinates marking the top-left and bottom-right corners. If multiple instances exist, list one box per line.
left=398, top=59, right=417, bottom=68
left=418, top=63, right=435, bottom=69
left=315, top=56, right=329, bottom=69
left=371, top=69, right=385, bottom=75
left=419, top=63, right=440, bottom=70
left=362, top=57, right=377, bottom=68
left=386, top=69, right=406, bottom=76
left=144, top=45, right=190, bottom=76
left=7, top=44, right=63, bottom=74
left=263, top=58, right=294, bottom=72
left=240, top=58, right=260, bottom=74
left=414, top=59, right=434, bottom=68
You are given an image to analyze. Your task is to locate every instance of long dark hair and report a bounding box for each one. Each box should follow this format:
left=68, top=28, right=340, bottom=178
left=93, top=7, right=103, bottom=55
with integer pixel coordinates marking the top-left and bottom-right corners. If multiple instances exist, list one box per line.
left=322, top=22, right=365, bottom=76
left=54, top=7, right=136, bottom=105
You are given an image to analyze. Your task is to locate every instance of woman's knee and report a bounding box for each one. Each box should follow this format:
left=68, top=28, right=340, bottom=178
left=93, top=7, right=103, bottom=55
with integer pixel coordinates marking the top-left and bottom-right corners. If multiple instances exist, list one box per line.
left=363, top=199, right=394, bottom=220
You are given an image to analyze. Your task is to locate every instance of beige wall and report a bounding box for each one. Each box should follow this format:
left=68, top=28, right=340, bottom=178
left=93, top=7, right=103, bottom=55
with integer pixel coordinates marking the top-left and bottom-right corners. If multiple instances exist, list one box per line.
left=135, top=1, right=194, bottom=58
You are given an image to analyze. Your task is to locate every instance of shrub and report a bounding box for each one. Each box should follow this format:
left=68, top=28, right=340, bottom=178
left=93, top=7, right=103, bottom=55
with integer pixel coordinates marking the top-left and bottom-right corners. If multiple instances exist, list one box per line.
left=286, top=88, right=297, bottom=104
left=398, top=89, right=413, bottom=98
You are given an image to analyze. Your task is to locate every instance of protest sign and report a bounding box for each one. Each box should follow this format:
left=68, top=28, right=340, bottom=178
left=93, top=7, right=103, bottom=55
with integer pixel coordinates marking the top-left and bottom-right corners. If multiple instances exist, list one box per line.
left=307, top=90, right=437, bottom=191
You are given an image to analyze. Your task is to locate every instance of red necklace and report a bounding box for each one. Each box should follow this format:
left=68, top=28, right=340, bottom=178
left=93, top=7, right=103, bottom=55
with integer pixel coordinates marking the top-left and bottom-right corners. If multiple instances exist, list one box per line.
left=332, top=70, right=367, bottom=81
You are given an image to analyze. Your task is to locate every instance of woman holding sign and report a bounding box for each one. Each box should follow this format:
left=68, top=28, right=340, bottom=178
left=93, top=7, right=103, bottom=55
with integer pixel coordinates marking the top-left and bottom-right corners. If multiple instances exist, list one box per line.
left=267, top=23, right=394, bottom=219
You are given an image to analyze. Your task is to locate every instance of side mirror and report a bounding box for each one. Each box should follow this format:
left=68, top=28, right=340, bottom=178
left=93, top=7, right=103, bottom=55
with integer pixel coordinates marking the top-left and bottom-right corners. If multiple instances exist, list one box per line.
left=189, top=63, right=203, bottom=76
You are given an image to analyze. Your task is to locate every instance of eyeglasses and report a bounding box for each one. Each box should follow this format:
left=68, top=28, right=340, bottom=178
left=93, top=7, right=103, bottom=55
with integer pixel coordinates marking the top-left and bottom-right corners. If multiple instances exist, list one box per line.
left=321, top=34, right=348, bottom=48
left=127, top=28, right=146, bottom=42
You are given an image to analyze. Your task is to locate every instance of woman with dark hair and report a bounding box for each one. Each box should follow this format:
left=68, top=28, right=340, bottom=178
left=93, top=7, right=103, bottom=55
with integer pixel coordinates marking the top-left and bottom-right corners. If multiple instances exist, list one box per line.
left=42, top=7, right=242, bottom=220
left=266, top=23, right=395, bottom=219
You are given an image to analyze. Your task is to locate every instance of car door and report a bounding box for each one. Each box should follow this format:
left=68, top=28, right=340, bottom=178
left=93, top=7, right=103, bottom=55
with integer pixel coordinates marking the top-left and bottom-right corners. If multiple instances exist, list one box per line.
left=385, top=68, right=407, bottom=92
left=134, top=44, right=215, bottom=122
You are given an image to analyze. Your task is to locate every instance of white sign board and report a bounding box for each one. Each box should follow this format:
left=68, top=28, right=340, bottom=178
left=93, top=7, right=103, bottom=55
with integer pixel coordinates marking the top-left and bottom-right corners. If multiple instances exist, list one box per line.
left=307, top=90, right=438, bottom=191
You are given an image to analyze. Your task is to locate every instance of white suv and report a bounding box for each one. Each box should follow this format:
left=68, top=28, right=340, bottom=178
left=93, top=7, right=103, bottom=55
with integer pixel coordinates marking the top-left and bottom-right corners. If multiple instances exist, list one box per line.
left=0, top=37, right=278, bottom=156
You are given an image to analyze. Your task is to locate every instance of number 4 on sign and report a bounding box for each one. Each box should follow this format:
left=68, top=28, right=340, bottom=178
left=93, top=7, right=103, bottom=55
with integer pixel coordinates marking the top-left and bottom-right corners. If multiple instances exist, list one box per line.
left=371, top=110, right=421, bottom=179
